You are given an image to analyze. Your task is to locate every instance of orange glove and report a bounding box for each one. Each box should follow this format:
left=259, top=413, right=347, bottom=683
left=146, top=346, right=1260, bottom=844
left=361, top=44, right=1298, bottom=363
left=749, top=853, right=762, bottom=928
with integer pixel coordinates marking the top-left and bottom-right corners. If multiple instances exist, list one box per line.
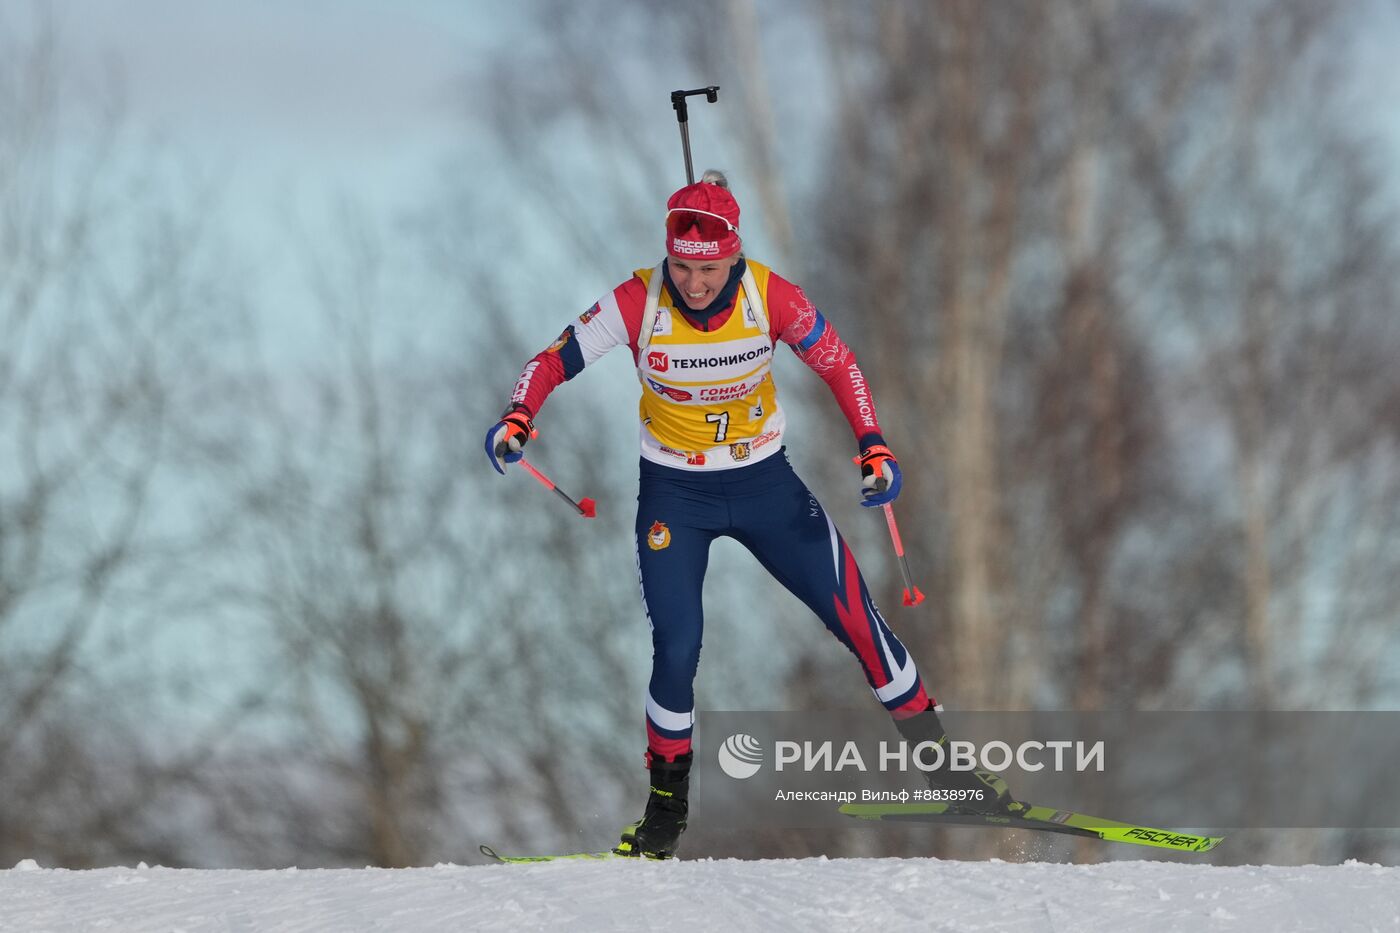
left=855, top=443, right=901, bottom=507
left=485, top=406, right=536, bottom=474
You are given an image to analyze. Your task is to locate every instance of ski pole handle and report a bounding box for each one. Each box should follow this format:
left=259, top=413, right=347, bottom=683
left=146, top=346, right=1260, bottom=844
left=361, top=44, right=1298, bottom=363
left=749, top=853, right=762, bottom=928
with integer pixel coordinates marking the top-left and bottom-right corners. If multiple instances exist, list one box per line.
left=882, top=503, right=925, bottom=606
left=517, top=457, right=597, bottom=519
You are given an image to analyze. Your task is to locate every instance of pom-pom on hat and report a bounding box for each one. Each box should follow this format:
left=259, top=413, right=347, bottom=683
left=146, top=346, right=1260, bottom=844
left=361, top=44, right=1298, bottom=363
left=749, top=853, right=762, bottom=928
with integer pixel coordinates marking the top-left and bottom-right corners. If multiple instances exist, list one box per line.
left=665, top=178, right=741, bottom=260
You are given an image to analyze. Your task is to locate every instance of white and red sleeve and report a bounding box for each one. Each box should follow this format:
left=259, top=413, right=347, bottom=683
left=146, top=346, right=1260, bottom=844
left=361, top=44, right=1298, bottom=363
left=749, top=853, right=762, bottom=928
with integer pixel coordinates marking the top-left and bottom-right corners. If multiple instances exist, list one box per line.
left=507, top=275, right=647, bottom=417
left=767, top=272, right=884, bottom=448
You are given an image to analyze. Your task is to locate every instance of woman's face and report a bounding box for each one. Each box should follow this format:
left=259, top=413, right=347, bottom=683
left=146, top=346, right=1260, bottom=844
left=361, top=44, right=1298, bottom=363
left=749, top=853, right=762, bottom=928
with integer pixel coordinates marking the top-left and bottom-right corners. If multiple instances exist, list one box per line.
left=667, top=255, right=739, bottom=310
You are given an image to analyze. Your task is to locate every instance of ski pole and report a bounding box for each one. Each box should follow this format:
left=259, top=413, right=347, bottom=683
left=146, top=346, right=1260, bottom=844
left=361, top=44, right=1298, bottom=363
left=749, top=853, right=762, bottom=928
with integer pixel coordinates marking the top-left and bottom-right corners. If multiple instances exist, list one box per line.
left=517, top=456, right=597, bottom=519
left=882, top=503, right=925, bottom=606
left=670, top=86, right=720, bottom=185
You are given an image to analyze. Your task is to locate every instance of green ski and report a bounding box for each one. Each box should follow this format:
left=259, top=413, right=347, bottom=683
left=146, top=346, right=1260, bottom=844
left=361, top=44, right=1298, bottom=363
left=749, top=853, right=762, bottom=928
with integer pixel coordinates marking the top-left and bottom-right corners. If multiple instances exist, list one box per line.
left=479, top=844, right=629, bottom=864
left=839, top=802, right=1223, bottom=853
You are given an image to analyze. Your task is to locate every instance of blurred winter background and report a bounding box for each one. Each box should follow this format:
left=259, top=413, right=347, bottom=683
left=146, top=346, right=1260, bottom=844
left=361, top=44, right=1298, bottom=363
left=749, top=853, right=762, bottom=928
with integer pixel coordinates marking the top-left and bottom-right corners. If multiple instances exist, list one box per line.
left=3, top=0, right=1400, bottom=869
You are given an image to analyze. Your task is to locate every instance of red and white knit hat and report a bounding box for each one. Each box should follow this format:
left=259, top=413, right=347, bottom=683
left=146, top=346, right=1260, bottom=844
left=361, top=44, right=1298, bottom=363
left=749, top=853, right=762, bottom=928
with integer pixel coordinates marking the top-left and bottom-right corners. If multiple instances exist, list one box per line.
left=665, top=181, right=741, bottom=260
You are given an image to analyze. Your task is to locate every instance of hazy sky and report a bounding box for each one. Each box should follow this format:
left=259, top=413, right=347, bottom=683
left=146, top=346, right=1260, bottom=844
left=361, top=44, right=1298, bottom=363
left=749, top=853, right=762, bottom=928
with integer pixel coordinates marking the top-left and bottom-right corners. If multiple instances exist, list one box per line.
left=27, top=0, right=1400, bottom=340
left=2, top=1, right=536, bottom=718
left=43, top=0, right=488, bottom=182
left=10, top=1, right=528, bottom=359
left=10, top=0, right=1400, bottom=728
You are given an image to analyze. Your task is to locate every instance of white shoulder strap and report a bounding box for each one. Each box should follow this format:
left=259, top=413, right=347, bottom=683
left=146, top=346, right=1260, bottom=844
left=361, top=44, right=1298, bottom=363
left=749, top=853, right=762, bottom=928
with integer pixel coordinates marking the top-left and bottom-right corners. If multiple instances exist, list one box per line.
left=636, top=262, right=666, bottom=382
left=741, top=264, right=768, bottom=337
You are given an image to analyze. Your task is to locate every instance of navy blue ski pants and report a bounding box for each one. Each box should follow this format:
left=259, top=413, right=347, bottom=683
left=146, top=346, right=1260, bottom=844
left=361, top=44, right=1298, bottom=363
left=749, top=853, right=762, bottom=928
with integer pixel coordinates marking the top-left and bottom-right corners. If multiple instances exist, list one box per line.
left=634, top=450, right=930, bottom=760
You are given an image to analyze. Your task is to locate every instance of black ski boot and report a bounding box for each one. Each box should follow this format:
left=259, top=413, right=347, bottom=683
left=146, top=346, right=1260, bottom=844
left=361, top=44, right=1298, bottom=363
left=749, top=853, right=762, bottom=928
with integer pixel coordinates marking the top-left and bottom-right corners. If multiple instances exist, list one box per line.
left=614, top=752, right=692, bottom=859
left=894, top=704, right=1023, bottom=816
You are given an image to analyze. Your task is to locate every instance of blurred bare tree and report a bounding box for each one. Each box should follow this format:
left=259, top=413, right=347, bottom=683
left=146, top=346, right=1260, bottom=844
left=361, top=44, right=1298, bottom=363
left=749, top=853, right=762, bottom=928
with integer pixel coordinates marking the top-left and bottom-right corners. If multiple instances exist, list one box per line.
left=0, top=10, right=252, bottom=867
left=1138, top=3, right=1400, bottom=711
left=479, top=0, right=1400, bottom=864
left=6, top=0, right=1398, bottom=871
left=805, top=0, right=1400, bottom=715
left=177, top=194, right=656, bottom=866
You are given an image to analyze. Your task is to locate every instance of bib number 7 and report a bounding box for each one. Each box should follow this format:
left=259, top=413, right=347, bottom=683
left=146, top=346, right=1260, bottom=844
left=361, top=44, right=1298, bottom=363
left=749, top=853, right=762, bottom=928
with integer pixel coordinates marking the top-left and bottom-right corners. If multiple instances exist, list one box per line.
left=706, top=411, right=730, bottom=443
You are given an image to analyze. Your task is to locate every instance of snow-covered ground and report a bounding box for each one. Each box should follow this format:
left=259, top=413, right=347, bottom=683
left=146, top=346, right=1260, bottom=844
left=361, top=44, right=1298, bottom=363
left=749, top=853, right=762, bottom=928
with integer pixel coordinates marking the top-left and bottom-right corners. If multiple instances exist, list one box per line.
left=2, top=857, right=1398, bottom=932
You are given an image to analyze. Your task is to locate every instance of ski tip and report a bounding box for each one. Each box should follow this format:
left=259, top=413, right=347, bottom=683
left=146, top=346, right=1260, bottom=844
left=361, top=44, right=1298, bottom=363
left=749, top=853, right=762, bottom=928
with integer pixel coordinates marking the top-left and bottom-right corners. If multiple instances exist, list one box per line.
left=479, top=844, right=502, bottom=862
left=580, top=497, right=597, bottom=518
